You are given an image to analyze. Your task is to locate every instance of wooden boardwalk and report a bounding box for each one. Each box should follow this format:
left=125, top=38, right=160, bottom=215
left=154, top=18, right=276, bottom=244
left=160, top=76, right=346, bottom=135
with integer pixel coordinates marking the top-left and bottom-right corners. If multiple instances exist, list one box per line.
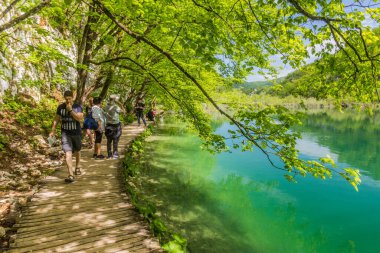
left=7, top=123, right=162, bottom=253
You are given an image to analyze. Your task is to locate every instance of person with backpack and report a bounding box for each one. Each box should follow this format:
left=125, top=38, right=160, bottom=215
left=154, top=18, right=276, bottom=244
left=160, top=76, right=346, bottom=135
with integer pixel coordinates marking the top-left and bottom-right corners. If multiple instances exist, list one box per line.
left=104, top=94, right=124, bottom=159
left=92, top=97, right=106, bottom=159
left=49, top=90, right=84, bottom=183
left=82, top=96, right=94, bottom=149
left=146, top=101, right=157, bottom=123
left=134, top=97, right=146, bottom=127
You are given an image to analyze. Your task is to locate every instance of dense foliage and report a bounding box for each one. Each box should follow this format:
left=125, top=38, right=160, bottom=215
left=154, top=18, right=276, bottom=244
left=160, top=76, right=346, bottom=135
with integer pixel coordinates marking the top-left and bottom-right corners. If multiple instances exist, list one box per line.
left=2, top=0, right=380, bottom=189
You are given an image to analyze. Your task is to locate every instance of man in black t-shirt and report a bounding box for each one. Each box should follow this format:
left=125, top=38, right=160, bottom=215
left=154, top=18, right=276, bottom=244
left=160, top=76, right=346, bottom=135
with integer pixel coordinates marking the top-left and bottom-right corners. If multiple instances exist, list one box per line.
left=50, top=90, right=84, bottom=183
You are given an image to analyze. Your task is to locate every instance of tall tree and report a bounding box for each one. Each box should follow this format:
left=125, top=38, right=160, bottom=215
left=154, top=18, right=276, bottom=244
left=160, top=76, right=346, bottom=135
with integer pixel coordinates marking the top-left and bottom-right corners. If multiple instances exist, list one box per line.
left=87, top=0, right=380, bottom=189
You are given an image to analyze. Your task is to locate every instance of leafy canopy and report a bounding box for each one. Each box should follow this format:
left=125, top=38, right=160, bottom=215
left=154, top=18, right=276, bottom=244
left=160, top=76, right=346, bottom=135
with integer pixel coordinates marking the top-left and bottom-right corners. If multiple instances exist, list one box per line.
left=3, top=0, right=380, bottom=190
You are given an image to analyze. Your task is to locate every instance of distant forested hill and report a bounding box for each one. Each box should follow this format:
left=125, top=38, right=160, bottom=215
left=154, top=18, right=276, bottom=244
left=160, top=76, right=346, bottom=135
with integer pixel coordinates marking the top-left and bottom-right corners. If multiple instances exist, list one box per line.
left=237, top=63, right=329, bottom=98
left=235, top=77, right=285, bottom=94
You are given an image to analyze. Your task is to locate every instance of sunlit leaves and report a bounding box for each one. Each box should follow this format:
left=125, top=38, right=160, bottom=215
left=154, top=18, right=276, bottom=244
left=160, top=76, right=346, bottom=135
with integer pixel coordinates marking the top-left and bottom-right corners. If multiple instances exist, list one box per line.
left=5, top=0, right=375, bottom=190
left=319, top=155, right=337, bottom=168
left=339, top=168, right=362, bottom=191
left=284, top=174, right=297, bottom=183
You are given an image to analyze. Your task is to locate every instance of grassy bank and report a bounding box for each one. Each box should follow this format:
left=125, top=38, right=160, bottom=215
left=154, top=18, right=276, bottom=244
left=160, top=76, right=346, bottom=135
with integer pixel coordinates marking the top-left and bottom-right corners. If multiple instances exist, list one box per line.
left=121, top=126, right=187, bottom=253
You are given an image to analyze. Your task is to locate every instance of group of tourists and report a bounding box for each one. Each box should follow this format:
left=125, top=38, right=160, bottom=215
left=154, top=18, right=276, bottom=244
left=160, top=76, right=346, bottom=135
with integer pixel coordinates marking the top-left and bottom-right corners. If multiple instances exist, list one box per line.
left=88, top=95, right=124, bottom=160
left=49, top=90, right=154, bottom=183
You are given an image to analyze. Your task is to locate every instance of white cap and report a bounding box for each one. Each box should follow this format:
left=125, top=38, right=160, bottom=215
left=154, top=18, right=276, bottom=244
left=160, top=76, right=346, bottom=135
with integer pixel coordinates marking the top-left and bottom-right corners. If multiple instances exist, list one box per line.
left=109, top=94, right=119, bottom=101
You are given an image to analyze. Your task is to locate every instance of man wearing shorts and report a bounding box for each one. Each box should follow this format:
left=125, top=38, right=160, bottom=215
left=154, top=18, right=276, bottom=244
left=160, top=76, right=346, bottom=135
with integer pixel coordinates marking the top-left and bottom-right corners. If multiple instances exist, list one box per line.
left=50, top=90, right=84, bottom=183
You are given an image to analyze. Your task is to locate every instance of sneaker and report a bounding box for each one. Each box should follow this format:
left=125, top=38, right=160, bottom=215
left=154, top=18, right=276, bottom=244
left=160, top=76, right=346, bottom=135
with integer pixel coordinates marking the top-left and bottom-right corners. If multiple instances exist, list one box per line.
left=74, top=167, right=82, bottom=175
left=64, top=175, right=75, bottom=183
left=113, top=152, right=119, bottom=159
left=95, top=154, right=105, bottom=160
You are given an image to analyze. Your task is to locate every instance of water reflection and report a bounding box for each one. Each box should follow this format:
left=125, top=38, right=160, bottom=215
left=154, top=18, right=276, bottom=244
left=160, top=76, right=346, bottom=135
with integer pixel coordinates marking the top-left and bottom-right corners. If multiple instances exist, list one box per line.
left=135, top=116, right=380, bottom=253
left=297, top=110, right=380, bottom=180
left=141, top=136, right=256, bottom=252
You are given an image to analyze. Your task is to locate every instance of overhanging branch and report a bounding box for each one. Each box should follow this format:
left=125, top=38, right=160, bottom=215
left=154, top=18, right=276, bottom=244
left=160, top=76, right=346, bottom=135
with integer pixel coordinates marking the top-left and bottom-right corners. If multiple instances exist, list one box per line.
left=93, top=0, right=297, bottom=170
left=0, top=0, right=51, bottom=33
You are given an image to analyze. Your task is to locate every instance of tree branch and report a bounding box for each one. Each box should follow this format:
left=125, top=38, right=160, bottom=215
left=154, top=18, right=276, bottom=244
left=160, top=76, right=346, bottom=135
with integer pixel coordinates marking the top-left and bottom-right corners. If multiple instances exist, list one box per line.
left=0, top=0, right=51, bottom=33
left=169, top=24, right=182, bottom=51
left=191, top=0, right=237, bottom=34
left=328, top=24, right=359, bottom=73
left=0, top=0, right=22, bottom=20
left=245, top=0, right=288, bottom=59
left=226, top=0, right=241, bottom=19
left=92, top=24, right=120, bottom=57
left=286, top=0, right=342, bottom=22
left=93, top=0, right=281, bottom=169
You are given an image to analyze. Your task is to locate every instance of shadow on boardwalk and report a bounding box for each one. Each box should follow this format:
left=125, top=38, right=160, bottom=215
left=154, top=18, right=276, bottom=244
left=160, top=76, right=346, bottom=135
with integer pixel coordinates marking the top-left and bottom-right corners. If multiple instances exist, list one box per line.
left=7, top=123, right=162, bottom=253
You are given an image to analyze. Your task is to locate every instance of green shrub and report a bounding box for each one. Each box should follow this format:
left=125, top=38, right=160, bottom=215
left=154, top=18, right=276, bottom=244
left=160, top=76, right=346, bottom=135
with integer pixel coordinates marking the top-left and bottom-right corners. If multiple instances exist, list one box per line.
left=122, top=128, right=187, bottom=252
left=120, top=113, right=135, bottom=124
left=0, top=134, right=9, bottom=151
left=1, top=96, right=27, bottom=112
left=2, top=94, right=57, bottom=134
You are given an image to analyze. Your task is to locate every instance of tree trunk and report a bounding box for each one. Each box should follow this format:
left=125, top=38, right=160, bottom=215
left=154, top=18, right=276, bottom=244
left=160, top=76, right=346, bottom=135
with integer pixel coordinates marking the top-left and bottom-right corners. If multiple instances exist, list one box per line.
left=136, top=78, right=149, bottom=99
left=83, top=74, right=104, bottom=100
left=123, top=89, right=136, bottom=114
left=99, top=70, right=114, bottom=100
left=75, top=2, right=100, bottom=104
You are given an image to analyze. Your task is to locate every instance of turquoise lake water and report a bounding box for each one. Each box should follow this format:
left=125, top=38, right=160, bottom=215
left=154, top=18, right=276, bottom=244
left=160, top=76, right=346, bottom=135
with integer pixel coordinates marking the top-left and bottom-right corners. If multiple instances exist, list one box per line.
left=139, top=111, right=380, bottom=253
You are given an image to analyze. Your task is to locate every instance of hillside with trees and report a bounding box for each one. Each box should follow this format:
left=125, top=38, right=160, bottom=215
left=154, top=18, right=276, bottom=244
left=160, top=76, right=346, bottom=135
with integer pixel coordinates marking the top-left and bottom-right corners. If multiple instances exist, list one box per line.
left=234, top=80, right=274, bottom=94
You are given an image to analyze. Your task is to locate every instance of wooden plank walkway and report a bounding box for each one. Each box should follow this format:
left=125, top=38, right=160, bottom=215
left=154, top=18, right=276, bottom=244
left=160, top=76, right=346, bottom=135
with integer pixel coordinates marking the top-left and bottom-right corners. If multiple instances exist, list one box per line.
left=7, top=123, right=162, bottom=253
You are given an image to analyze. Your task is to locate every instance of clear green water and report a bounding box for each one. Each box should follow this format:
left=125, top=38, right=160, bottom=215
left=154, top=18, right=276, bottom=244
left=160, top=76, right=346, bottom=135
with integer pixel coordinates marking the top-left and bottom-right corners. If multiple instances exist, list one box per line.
left=140, top=111, right=380, bottom=253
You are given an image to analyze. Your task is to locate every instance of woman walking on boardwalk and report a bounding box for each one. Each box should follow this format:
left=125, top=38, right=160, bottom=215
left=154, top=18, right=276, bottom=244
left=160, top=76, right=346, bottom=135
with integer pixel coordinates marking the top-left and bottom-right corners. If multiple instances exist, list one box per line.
left=104, top=94, right=124, bottom=159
